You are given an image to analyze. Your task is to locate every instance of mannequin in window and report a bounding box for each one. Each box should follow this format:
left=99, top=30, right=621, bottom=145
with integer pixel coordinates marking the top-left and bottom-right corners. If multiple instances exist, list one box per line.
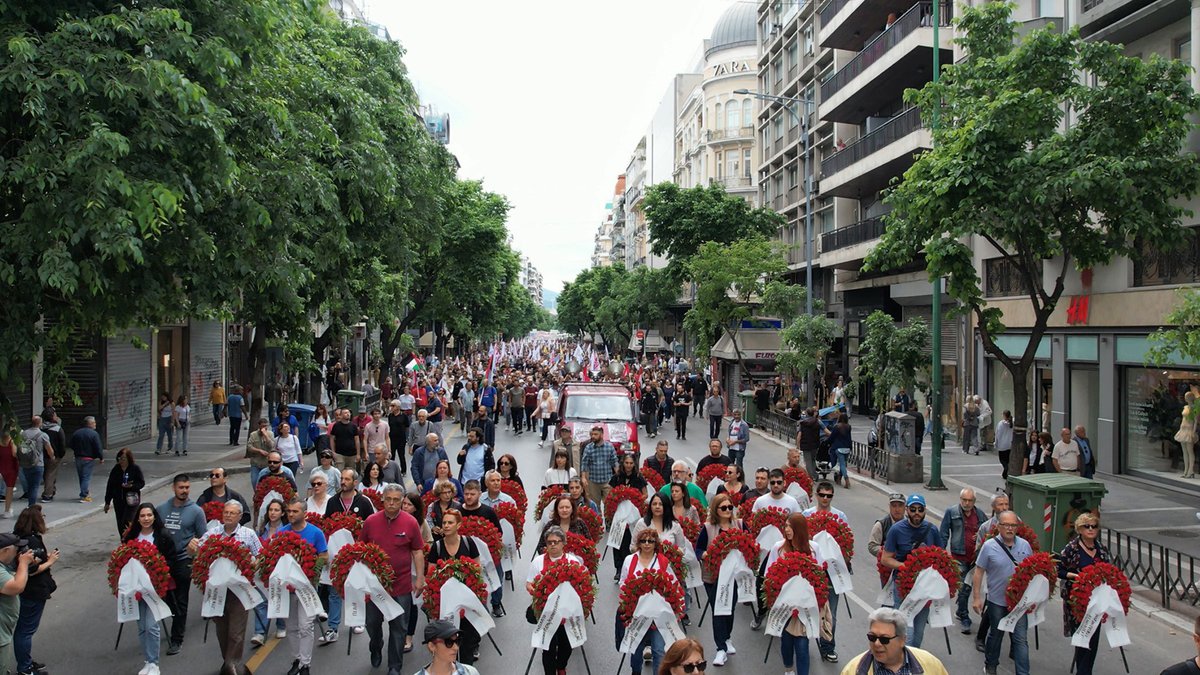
left=1175, top=391, right=1198, bottom=478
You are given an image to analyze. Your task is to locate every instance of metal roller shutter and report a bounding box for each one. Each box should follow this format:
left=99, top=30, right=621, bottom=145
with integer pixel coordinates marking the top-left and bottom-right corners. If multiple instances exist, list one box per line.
left=189, top=320, right=224, bottom=425
left=59, top=335, right=102, bottom=437
left=902, top=305, right=959, bottom=363
left=0, top=362, right=34, bottom=430
left=106, top=330, right=153, bottom=447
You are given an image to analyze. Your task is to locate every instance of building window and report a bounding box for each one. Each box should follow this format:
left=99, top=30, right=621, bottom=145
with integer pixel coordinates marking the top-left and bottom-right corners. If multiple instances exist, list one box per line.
left=742, top=100, right=753, bottom=128
left=804, top=26, right=814, bottom=55
left=1123, top=367, right=1200, bottom=482
left=774, top=117, right=784, bottom=142
left=715, top=152, right=723, bottom=178
left=715, top=103, right=724, bottom=130
left=726, top=153, right=740, bottom=180
left=984, top=257, right=1024, bottom=298
left=727, top=102, right=741, bottom=129
left=1133, top=229, right=1200, bottom=286
left=1176, top=37, right=1191, bottom=68
left=788, top=42, right=799, bottom=71
left=743, top=148, right=752, bottom=178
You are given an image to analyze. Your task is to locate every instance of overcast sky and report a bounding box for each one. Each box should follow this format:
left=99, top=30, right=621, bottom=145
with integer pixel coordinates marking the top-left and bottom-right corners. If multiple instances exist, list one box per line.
left=371, top=0, right=738, bottom=294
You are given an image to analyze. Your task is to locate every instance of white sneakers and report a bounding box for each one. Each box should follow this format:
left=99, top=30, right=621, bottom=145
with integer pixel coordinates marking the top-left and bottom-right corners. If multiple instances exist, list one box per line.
left=138, top=664, right=160, bottom=675
left=713, top=650, right=728, bottom=667
left=353, top=625, right=365, bottom=634
left=275, top=628, right=288, bottom=639
left=250, top=634, right=265, bottom=647
left=726, top=641, right=736, bottom=655
left=138, top=663, right=150, bottom=675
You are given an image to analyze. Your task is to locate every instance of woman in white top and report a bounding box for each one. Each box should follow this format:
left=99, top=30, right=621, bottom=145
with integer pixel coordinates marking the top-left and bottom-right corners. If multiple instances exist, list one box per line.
left=537, top=389, right=556, bottom=447
left=305, top=473, right=329, bottom=515
left=174, top=395, right=191, bottom=456
left=618, top=528, right=676, bottom=675
left=275, top=422, right=303, bottom=477
left=543, top=449, right=576, bottom=489
left=125, top=504, right=174, bottom=675
left=525, top=525, right=584, bottom=675
left=312, top=403, right=333, bottom=455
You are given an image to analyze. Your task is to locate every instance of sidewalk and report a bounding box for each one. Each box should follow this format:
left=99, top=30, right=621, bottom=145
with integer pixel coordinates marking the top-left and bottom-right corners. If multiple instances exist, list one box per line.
left=751, top=417, right=1200, bottom=629
left=41, top=420, right=246, bottom=529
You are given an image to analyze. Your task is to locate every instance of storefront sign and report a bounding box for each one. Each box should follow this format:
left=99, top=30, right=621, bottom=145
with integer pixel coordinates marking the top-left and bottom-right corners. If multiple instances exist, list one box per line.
left=714, top=61, right=751, bottom=76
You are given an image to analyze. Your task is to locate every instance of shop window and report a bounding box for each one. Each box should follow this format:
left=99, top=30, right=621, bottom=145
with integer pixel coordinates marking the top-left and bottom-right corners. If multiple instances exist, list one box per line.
left=1068, top=367, right=1099, bottom=448
left=1124, top=367, right=1200, bottom=481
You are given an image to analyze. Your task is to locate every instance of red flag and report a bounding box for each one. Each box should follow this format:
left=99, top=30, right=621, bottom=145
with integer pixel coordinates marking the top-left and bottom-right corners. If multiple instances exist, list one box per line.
left=582, top=368, right=591, bottom=383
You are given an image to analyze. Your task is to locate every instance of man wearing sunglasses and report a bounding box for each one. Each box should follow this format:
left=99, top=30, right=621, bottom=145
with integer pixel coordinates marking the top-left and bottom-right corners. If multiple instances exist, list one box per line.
left=195, top=467, right=251, bottom=526
left=802, top=480, right=849, bottom=663
left=842, top=608, right=949, bottom=675
left=973, top=511, right=1034, bottom=675
left=880, top=494, right=944, bottom=648
left=751, top=468, right=802, bottom=514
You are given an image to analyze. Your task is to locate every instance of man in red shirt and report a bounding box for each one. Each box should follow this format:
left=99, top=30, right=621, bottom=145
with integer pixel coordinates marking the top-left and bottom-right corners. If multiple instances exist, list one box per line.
left=361, top=484, right=426, bottom=674
left=939, top=488, right=985, bottom=635
left=522, top=380, right=538, bottom=432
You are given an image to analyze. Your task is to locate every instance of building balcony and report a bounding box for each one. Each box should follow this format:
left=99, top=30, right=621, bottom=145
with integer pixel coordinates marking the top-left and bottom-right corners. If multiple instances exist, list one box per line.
left=818, top=107, right=928, bottom=198
left=1079, top=0, right=1188, bottom=44
left=819, top=2, right=951, bottom=124
left=819, top=216, right=886, bottom=269
left=819, top=0, right=930, bottom=50
left=713, top=175, right=754, bottom=189
left=708, top=127, right=756, bottom=143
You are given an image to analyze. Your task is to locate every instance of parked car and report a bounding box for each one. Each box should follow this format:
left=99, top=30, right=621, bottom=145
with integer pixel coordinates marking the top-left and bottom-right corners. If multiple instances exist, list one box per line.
left=557, top=382, right=641, bottom=462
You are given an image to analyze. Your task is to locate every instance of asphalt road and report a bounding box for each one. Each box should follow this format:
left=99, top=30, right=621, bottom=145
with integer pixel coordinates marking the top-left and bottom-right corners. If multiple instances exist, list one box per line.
left=32, top=414, right=1196, bottom=674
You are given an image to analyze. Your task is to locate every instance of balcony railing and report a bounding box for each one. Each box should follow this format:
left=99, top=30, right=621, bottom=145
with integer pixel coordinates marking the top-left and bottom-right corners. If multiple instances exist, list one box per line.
left=820, top=107, right=923, bottom=178
left=713, top=176, right=753, bottom=189
left=820, top=216, right=886, bottom=253
left=821, top=2, right=950, bottom=101
left=818, top=0, right=851, bottom=28
left=709, top=127, right=755, bottom=141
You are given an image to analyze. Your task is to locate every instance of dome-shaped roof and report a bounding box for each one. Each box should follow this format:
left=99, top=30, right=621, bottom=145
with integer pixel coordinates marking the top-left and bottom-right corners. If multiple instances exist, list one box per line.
left=707, top=3, right=757, bottom=58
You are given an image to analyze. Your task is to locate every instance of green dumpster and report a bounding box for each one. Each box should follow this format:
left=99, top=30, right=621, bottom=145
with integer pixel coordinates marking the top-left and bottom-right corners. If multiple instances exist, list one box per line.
left=1009, top=474, right=1107, bottom=554
left=336, top=389, right=366, bottom=413
left=738, top=391, right=756, bottom=425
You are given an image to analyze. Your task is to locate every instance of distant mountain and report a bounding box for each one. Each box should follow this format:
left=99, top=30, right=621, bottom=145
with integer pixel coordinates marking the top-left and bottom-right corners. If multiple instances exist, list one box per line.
left=542, top=289, right=558, bottom=311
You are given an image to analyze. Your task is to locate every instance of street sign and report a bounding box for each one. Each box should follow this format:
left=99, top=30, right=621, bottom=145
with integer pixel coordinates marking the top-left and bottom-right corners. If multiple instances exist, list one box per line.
left=635, top=330, right=645, bottom=339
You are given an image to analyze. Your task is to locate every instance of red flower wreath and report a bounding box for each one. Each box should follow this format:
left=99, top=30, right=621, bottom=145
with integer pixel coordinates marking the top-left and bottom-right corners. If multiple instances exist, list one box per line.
left=494, top=501, right=526, bottom=547
left=423, top=557, right=488, bottom=619
left=1005, top=552, right=1058, bottom=613
left=749, top=506, right=791, bottom=538
left=806, top=510, right=855, bottom=561
left=191, top=536, right=255, bottom=592
left=782, top=466, right=813, bottom=498
left=640, top=466, right=666, bottom=492
left=500, top=479, right=528, bottom=515
left=728, top=492, right=744, bottom=508
left=305, top=513, right=326, bottom=531
left=530, top=557, right=596, bottom=618
left=535, top=486, right=569, bottom=521
left=604, top=486, right=646, bottom=527
left=329, top=542, right=396, bottom=596
left=982, top=522, right=1041, bottom=553
left=696, top=464, right=728, bottom=491
left=660, top=541, right=689, bottom=586
left=421, top=490, right=438, bottom=509
left=201, top=501, right=226, bottom=523
left=362, top=489, right=385, bottom=513
left=458, top=516, right=503, bottom=565
left=577, top=506, right=604, bottom=542
left=677, top=516, right=701, bottom=545
left=690, top=497, right=707, bottom=522
left=701, top=528, right=762, bottom=579
left=319, top=512, right=363, bottom=541
left=1069, top=562, right=1131, bottom=624
left=895, top=545, right=959, bottom=599
left=617, top=569, right=686, bottom=625
left=762, top=551, right=830, bottom=610
left=255, top=530, right=319, bottom=586
left=107, top=540, right=171, bottom=598
left=253, top=475, right=296, bottom=512
left=737, top=500, right=755, bottom=522
left=565, top=531, right=599, bottom=573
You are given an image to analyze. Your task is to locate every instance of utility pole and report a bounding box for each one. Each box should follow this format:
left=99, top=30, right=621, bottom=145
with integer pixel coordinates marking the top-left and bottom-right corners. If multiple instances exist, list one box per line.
left=927, top=0, right=946, bottom=491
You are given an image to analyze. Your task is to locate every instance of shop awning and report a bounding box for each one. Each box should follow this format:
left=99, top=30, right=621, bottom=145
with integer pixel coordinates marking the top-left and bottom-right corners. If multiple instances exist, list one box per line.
left=710, top=329, right=781, bottom=361
left=628, top=330, right=668, bottom=352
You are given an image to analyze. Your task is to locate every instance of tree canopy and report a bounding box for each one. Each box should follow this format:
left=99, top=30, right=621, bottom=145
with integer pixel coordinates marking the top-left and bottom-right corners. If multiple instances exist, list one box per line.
left=557, top=265, right=677, bottom=349
left=865, top=2, right=1200, bottom=475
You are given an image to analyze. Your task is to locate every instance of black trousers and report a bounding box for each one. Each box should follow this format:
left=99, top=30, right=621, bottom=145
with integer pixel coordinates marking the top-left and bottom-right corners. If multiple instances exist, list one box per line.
left=367, top=593, right=413, bottom=673
left=675, top=414, right=687, bottom=439
left=165, top=561, right=193, bottom=644
left=543, top=625, right=571, bottom=674
left=511, top=408, right=524, bottom=433
left=709, top=415, right=722, bottom=439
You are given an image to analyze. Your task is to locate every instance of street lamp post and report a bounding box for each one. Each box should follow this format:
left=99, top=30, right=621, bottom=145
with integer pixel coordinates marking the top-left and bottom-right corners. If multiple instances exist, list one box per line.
left=736, top=88, right=817, bottom=405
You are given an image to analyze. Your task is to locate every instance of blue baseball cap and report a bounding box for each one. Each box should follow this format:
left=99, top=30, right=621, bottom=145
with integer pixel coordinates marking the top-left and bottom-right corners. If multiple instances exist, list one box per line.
left=906, top=494, right=926, bottom=508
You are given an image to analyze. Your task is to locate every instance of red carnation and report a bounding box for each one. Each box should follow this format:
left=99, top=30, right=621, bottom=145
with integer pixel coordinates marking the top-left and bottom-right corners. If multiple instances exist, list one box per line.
left=565, top=532, right=599, bottom=573
left=806, top=510, right=855, bottom=561
left=982, top=522, right=1041, bottom=553
left=423, top=557, right=488, bottom=619
left=1005, top=552, right=1058, bottom=613
left=201, top=501, right=226, bottom=523
left=530, top=558, right=596, bottom=618
left=895, top=545, right=959, bottom=599
left=255, top=530, right=319, bottom=586
left=108, top=540, right=171, bottom=598
left=695, top=464, right=728, bottom=491
left=678, top=516, right=701, bottom=545
left=617, top=568, right=685, bottom=625
left=701, top=528, right=761, bottom=579
left=603, top=486, right=646, bottom=527
left=458, top=516, right=503, bottom=566
left=576, top=506, right=604, bottom=543
left=762, top=551, right=829, bottom=610
left=191, top=536, right=255, bottom=592
left=253, top=475, right=296, bottom=513
left=535, top=486, right=569, bottom=522
left=494, top=501, right=526, bottom=548
left=748, top=506, right=790, bottom=538
left=1068, top=562, right=1131, bottom=624
left=319, top=512, right=363, bottom=540
left=782, top=466, right=813, bottom=498
left=329, top=542, right=395, bottom=596
left=500, top=479, right=528, bottom=515
left=640, top=466, right=666, bottom=492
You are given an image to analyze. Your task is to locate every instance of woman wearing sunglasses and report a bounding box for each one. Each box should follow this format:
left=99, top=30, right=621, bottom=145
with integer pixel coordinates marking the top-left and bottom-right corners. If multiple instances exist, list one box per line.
left=842, top=608, right=949, bottom=675
left=1057, top=511, right=1111, bottom=675
left=693, top=493, right=746, bottom=667
left=660, top=637, right=707, bottom=675
left=496, top=454, right=523, bottom=487
left=618, top=528, right=677, bottom=675
left=414, top=619, right=480, bottom=675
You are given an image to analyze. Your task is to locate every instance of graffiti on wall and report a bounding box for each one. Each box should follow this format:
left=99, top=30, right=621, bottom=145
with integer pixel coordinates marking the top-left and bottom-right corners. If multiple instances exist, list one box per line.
left=191, top=355, right=220, bottom=404
left=109, top=377, right=151, bottom=438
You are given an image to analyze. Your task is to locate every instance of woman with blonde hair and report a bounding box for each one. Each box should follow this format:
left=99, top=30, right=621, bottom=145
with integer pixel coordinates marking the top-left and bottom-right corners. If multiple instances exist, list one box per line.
left=1058, top=511, right=1111, bottom=675
left=695, top=493, right=746, bottom=667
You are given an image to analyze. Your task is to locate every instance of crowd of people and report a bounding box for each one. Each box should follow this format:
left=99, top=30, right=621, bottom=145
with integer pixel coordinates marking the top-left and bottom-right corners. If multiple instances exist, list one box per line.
left=0, top=340, right=1188, bottom=675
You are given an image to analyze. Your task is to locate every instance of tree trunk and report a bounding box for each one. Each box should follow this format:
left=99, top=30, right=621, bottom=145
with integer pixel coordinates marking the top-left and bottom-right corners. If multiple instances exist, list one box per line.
left=1009, top=361, right=1032, bottom=485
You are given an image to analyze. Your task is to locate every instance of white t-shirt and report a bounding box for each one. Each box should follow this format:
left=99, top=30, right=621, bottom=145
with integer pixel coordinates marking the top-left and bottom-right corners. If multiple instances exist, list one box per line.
left=276, top=434, right=301, bottom=464
left=543, top=467, right=577, bottom=486
left=526, top=552, right=584, bottom=583
left=753, top=492, right=802, bottom=514
left=802, top=505, right=849, bottom=525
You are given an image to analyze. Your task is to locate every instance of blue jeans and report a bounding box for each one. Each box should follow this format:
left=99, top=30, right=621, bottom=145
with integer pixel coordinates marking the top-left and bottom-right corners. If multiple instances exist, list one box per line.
left=704, top=582, right=735, bottom=652
left=836, top=449, right=849, bottom=480
left=138, top=600, right=160, bottom=665
left=327, top=586, right=342, bottom=632
left=985, top=601, right=1029, bottom=675
left=21, top=467, right=42, bottom=506
left=780, top=631, right=811, bottom=672
left=177, top=421, right=189, bottom=453
left=956, top=561, right=975, bottom=624
left=213, top=404, right=224, bottom=424
left=818, top=588, right=838, bottom=656
left=615, top=622, right=664, bottom=674
left=14, top=596, right=45, bottom=672
left=75, top=457, right=97, bottom=498
left=254, top=602, right=285, bottom=636
left=156, top=417, right=174, bottom=452
left=893, top=584, right=930, bottom=648
left=729, top=448, right=745, bottom=467
left=490, top=561, right=503, bottom=608
left=249, top=465, right=267, bottom=490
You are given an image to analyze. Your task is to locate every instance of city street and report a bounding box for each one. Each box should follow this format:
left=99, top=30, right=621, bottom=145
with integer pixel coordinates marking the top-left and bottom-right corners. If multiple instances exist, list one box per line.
left=30, top=415, right=1193, bottom=674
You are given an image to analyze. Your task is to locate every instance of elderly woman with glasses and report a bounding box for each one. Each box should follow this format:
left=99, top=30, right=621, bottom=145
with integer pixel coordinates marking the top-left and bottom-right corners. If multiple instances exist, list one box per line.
left=1058, top=511, right=1111, bottom=675
left=842, top=608, right=949, bottom=675
left=618, top=528, right=678, bottom=675
left=527, top=525, right=583, bottom=675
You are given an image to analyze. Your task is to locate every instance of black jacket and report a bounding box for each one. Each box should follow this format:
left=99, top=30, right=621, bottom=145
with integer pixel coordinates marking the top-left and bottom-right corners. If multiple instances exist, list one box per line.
left=18, top=532, right=55, bottom=601
left=323, top=492, right=376, bottom=519
left=104, top=464, right=145, bottom=509
left=197, top=487, right=251, bottom=525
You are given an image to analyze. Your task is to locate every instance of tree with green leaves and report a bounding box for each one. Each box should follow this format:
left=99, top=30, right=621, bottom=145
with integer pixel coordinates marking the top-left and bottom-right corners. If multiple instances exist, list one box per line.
left=557, top=265, right=676, bottom=350
left=855, top=311, right=930, bottom=447
left=644, top=182, right=784, bottom=280
left=1148, top=289, right=1200, bottom=365
left=763, top=285, right=838, bottom=386
left=865, top=3, right=1200, bottom=477
left=684, top=236, right=787, bottom=376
